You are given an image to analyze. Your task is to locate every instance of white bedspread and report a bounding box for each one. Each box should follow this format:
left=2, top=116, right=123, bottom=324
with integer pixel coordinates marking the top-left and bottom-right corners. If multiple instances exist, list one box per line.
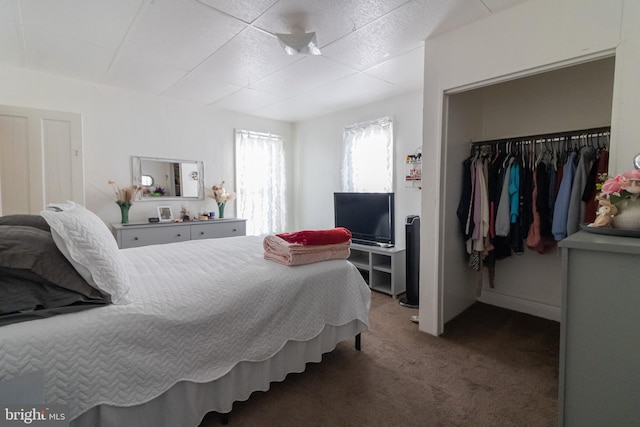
left=0, top=236, right=370, bottom=421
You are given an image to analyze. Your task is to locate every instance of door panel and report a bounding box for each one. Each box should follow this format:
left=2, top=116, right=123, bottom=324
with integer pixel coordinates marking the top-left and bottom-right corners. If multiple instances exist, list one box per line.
left=0, top=115, right=30, bottom=215
left=0, top=105, right=83, bottom=215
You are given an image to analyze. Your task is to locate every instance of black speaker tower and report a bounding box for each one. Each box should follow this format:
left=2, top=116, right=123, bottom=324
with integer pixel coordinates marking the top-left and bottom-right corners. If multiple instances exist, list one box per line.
left=400, top=215, right=420, bottom=308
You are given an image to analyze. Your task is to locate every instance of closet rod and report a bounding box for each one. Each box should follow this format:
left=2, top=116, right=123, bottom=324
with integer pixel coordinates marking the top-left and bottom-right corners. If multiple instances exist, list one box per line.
left=469, top=126, right=611, bottom=146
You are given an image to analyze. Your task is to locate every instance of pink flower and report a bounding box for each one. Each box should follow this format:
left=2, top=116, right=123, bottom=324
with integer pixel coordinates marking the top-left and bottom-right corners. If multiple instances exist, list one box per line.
left=622, top=169, right=640, bottom=180
left=601, top=175, right=623, bottom=195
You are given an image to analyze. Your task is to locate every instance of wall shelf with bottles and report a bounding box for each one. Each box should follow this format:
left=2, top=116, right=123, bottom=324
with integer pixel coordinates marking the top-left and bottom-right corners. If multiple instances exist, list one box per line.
left=405, top=148, right=422, bottom=189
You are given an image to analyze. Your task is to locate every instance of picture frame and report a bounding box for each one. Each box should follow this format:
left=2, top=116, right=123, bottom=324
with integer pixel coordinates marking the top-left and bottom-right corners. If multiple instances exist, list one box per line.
left=157, top=206, right=174, bottom=222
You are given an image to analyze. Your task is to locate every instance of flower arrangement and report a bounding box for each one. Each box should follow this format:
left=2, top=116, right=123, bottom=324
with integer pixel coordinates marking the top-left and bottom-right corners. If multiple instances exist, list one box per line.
left=108, top=180, right=142, bottom=205
left=598, top=169, right=640, bottom=204
left=109, top=180, right=142, bottom=224
left=152, top=186, right=167, bottom=197
left=591, top=169, right=640, bottom=229
left=208, top=181, right=236, bottom=218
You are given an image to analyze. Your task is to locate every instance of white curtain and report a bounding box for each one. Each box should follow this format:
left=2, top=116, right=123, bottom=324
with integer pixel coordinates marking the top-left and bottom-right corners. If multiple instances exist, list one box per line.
left=341, top=117, right=393, bottom=192
left=235, top=129, right=286, bottom=236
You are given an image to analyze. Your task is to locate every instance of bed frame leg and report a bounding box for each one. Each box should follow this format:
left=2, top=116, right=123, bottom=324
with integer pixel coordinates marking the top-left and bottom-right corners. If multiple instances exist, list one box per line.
left=220, top=413, right=229, bottom=425
left=355, top=333, right=361, bottom=351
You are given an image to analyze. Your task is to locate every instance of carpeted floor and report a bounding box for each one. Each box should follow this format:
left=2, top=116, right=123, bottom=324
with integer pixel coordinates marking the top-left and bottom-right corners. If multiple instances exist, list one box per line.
left=199, top=290, right=560, bottom=427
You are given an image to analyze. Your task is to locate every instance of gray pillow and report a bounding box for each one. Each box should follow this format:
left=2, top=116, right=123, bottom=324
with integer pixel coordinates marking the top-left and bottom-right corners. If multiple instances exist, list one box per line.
left=0, top=214, right=50, bottom=232
left=0, top=274, right=107, bottom=316
left=0, top=225, right=109, bottom=301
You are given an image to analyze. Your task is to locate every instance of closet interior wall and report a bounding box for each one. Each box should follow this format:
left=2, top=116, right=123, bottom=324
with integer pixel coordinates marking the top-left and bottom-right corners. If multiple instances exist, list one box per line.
left=442, top=57, right=615, bottom=323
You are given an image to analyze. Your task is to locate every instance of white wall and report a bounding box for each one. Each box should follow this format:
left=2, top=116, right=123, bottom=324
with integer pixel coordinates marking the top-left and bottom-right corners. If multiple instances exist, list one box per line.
left=293, top=91, right=423, bottom=248
left=421, top=0, right=640, bottom=335
left=0, top=65, right=294, bottom=230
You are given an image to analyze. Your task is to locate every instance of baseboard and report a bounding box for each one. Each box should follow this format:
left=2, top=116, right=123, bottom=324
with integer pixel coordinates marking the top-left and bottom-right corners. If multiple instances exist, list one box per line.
left=477, top=289, right=560, bottom=322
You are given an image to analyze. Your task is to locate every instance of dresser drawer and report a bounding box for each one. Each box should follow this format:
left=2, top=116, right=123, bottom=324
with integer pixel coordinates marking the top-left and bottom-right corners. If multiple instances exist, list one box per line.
left=191, top=221, right=246, bottom=240
left=119, top=225, right=190, bottom=248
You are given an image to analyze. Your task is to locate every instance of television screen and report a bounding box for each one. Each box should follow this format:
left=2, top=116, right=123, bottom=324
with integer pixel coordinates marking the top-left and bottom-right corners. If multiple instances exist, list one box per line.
left=334, top=192, right=394, bottom=246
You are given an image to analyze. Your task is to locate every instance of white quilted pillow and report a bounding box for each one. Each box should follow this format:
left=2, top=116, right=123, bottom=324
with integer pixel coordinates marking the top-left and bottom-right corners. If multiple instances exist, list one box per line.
left=40, top=201, right=131, bottom=304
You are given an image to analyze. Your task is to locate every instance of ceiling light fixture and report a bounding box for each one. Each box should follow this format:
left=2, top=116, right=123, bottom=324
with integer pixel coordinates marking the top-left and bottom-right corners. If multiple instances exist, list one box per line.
left=275, top=31, right=321, bottom=56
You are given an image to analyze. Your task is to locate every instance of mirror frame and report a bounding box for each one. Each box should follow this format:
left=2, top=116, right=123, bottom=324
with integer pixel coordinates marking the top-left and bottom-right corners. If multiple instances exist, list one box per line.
left=132, top=156, right=204, bottom=202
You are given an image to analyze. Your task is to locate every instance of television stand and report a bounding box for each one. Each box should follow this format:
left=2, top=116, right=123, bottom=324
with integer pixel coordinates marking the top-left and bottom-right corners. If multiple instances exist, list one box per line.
left=348, top=243, right=406, bottom=298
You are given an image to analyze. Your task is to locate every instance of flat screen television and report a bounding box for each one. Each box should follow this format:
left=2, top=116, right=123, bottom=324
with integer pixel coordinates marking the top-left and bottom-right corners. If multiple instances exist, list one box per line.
left=334, top=192, right=394, bottom=247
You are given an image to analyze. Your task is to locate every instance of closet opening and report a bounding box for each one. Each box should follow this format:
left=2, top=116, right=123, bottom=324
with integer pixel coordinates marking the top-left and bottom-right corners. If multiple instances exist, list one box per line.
left=439, top=55, right=616, bottom=329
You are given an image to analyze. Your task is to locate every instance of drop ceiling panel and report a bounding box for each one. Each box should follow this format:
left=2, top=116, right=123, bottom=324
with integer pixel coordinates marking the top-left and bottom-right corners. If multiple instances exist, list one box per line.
left=250, top=56, right=355, bottom=98
left=103, top=51, right=188, bottom=95
left=0, top=0, right=18, bottom=21
left=5, top=0, right=530, bottom=122
left=123, top=0, right=247, bottom=71
left=196, top=0, right=278, bottom=23
left=0, top=20, right=24, bottom=66
left=192, top=26, right=300, bottom=87
left=212, top=88, right=283, bottom=113
left=23, top=28, right=115, bottom=82
left=322, top=0, right=487, bottom=70
left=258, top=72, right=404, bottom=121
left=164, top=73, right=242, bottom=105
left=19, top=0, right=142, bottom=50
left=482, top=0, right=529, bottom=13
left=253, top=0, right=410, bottom=47
left=364, top=47, right=424, bottom=90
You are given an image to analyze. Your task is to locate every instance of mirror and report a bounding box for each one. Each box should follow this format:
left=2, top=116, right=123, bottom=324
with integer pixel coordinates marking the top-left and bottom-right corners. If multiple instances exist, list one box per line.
left=132, top=156, right=204, bottom=201
left=634, top=153, right=640, bottom=170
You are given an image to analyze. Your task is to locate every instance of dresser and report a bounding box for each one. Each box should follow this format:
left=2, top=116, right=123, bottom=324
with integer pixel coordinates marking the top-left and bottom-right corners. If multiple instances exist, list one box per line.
left=558, top=231, right=640, bottom=426
left=111, top=218, right=247, bottom=249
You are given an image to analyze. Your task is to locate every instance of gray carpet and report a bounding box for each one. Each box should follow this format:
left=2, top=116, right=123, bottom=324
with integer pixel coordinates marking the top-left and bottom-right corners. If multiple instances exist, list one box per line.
left=200, top=291, right=560, bottom=426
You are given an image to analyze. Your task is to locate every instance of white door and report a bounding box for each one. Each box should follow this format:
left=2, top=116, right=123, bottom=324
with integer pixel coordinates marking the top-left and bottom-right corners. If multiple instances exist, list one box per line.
left=0, top=105, right=83, bottom=215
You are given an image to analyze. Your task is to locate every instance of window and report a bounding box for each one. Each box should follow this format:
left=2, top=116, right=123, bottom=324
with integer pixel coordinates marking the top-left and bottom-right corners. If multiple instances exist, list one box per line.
left=235, top=129, right=286, bottom=236
left=342, top=117, right=393, bottom=192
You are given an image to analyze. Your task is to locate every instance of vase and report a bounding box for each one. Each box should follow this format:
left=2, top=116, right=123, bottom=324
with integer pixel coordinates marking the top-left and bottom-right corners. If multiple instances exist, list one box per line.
left=117, top=201, right=132, bottom=224
left=612, top=198, right=640, bottom=230
left=217, top=202, right=225, bottom=219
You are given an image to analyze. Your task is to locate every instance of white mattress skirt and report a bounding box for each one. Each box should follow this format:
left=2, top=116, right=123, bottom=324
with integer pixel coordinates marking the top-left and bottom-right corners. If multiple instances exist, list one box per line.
left=72, top=320, right=366, bottom=427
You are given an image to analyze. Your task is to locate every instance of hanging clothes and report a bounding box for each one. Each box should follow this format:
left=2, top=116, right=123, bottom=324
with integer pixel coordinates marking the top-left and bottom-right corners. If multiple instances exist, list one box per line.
left=566, top=146, right=596, bottom=236
left=552, top=151, right=578, bottom=241
left=495, top=157, right=514, bottom=237
left=583, top=149, right=609, bottom=224
left=459, top=127, right=610, bottom=290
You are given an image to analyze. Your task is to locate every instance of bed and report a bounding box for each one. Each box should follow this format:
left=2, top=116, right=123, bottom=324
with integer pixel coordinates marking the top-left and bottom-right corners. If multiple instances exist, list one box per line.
left=0, top=204, right=371, bottom=427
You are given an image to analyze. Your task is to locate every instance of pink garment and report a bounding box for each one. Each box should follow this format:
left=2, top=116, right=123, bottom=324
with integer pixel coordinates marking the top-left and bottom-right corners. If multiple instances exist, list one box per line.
left=276, top=227, right=351, bottom=245
left=263, top=235, right=351, bottom=266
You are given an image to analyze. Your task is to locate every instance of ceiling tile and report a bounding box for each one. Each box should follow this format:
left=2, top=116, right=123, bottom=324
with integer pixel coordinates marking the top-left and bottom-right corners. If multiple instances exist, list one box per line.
left=0, top=20, right=24, bottom=67
left=211, top=88, right=283, bottom=113
left=257, top=73, right=405, bottom=121
left=103, top=51, right=189, bottom=95
left=364, top=47, right=424, bottom=90
left=124, top=0, right=247, bottom=71
left=164, top=73, right=242, bottom=105
left=196, top=0, right=278, bottom=23
left=481, top=0, right=529, bottom=13
left=0, top=0, right=18, bottom=21
left=19, top=0, right=143, bottom=50
left=23, top=28, right=115, bottom=82
left=322, top=0, right=487, bottom=70
left=193, top=26, right=301, bottom=87
left=249, top=56, right=355, bottom=98
left=6, top=0, right=530, bottom=121
left=253, top=0, right=410, bottom=47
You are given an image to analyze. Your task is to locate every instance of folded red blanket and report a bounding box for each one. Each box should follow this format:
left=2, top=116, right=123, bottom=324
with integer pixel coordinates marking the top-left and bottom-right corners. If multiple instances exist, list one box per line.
left=276, top=227, right=351, bottom=246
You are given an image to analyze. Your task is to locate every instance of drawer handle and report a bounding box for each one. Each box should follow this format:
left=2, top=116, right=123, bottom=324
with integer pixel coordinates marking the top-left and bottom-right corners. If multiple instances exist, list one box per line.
left=232, top=228, right=237, bottom=232
left=134, top=237, right=139, bottom=240
left=200, top=231, right=205, bottom=235
left=176, top=233, right=181, bottom=237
